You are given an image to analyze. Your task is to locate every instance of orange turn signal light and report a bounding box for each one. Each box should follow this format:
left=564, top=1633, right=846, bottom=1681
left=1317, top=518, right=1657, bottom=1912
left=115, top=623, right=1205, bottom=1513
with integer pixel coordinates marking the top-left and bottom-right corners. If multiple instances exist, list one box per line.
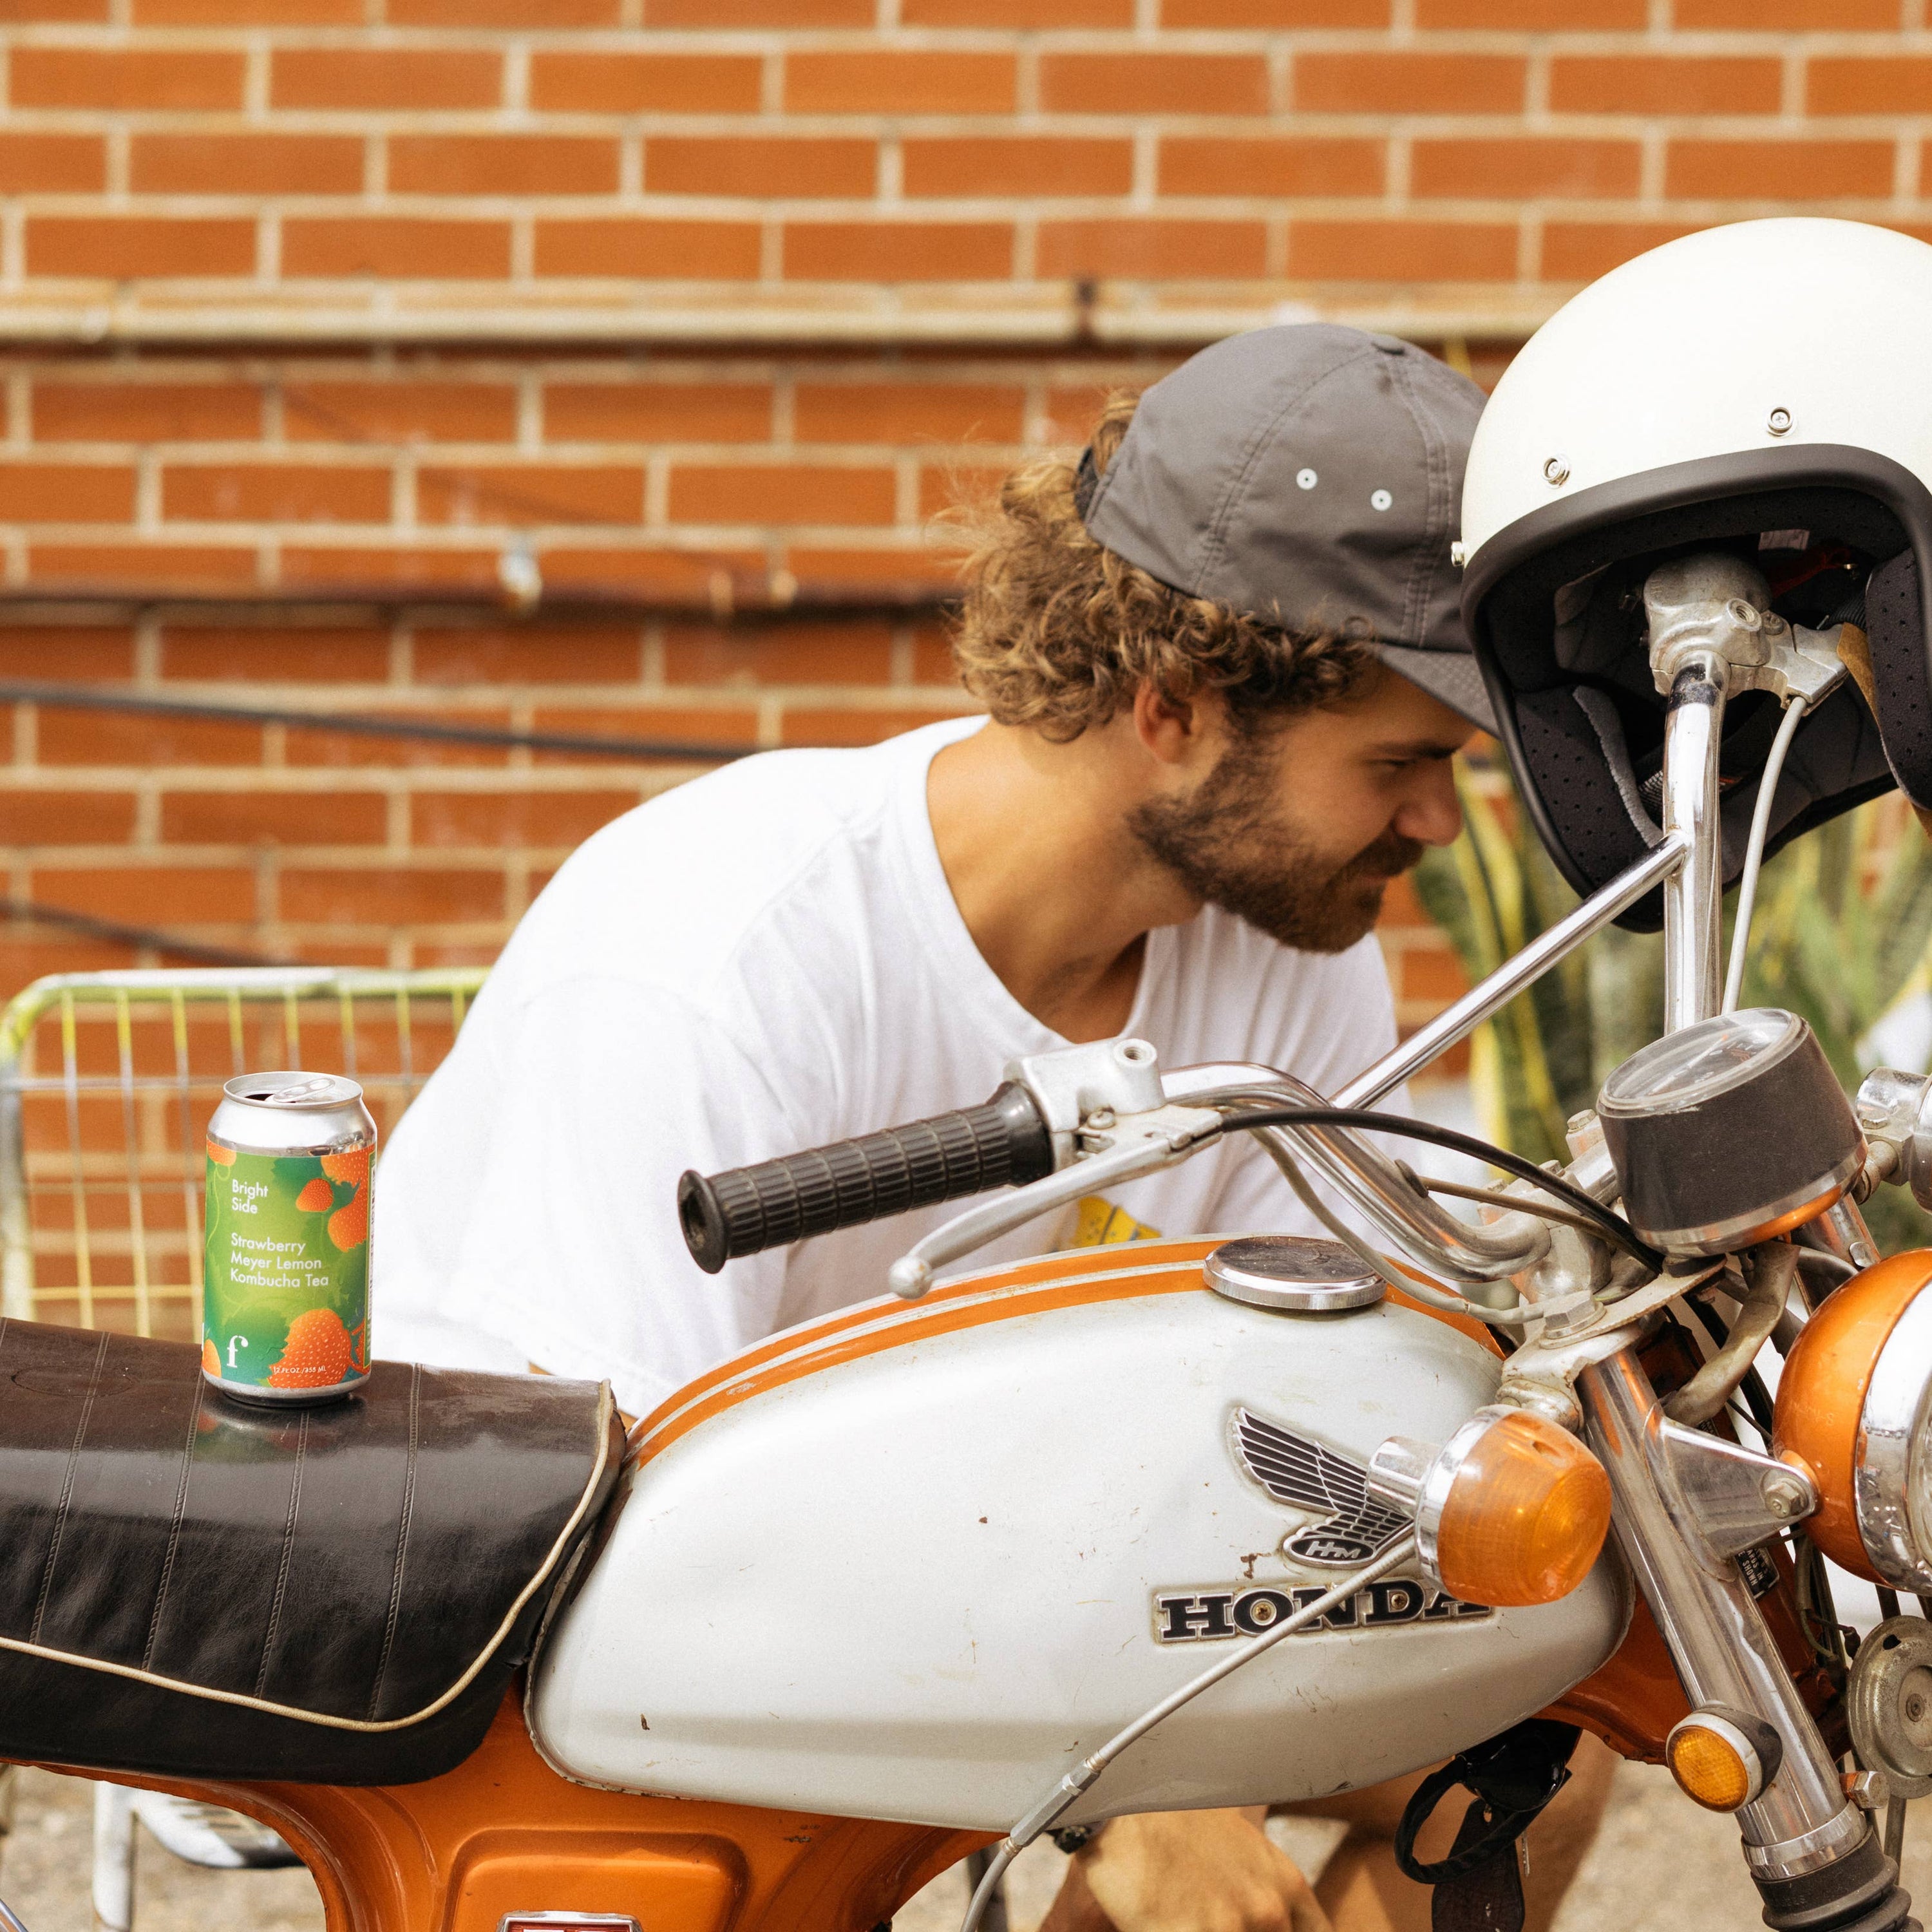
left=1433, top=1411, right=1613, bottom=1608
left=1664, top=1709, right=1776, bottom=1811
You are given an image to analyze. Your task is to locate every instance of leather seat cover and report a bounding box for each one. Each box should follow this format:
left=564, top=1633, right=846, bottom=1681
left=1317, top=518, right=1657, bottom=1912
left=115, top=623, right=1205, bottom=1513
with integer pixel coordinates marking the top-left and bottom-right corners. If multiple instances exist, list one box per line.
left=0, top=1319, right=621, bottom=1783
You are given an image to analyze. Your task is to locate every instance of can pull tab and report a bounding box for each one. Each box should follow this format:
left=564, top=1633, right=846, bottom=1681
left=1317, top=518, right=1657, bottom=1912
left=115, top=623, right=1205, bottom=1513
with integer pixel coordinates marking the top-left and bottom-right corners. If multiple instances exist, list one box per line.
left=247, top=1077, right=339, bottom=1106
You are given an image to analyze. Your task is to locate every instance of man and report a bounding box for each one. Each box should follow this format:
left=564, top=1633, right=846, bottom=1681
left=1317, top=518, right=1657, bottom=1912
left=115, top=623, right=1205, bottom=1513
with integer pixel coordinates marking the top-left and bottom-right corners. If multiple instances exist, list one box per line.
left=376, top=323, right=1614, bottom=1931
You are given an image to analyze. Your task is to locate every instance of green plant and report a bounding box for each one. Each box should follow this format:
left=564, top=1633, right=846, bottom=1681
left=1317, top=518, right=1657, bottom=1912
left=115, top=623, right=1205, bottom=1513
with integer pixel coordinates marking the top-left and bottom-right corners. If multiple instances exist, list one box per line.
left=1413, top=765, right=1932, bottom=1252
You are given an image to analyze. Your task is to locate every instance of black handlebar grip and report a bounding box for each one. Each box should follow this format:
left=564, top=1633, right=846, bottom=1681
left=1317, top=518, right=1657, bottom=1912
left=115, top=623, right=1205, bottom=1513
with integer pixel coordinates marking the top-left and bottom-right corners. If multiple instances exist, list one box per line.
left=677, top=1081, right=1054, bottom=1273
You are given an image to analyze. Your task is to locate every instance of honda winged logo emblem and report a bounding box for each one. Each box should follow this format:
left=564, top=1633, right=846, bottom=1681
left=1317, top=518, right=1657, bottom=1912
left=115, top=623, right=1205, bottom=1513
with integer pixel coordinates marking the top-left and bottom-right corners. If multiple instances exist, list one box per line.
left=1232, top=1408, right=1412, bottom=1566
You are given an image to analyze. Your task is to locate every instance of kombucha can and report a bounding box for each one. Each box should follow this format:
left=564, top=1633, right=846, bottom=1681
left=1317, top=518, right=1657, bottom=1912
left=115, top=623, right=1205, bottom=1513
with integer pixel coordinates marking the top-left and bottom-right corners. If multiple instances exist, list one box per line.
left=202, top=1072, right=375, bottom=1406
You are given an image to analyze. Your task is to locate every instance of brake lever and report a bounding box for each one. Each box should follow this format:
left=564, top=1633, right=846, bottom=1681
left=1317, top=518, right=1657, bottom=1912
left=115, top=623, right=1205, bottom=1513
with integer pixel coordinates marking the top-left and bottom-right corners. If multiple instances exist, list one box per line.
left=886, top=1104, right=1224, bottom=1298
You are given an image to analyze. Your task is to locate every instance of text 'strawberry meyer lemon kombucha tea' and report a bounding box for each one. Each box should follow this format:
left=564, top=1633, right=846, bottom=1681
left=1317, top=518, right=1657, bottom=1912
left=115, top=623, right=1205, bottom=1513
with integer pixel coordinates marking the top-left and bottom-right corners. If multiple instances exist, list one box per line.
left=203, top=1072, right=375, bottom=1406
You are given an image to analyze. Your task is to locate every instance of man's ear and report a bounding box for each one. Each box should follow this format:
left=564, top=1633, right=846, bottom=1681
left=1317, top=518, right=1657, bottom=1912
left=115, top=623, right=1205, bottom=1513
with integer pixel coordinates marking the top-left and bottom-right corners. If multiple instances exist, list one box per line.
left=1132, top=681, right=1208, bottom=768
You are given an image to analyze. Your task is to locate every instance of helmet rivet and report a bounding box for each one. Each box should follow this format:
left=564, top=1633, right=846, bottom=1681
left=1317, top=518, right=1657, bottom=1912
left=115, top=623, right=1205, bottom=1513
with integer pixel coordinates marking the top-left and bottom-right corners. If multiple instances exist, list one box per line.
left=1542, top=456, right=1570, bottom=486
left=1296, top=468, right=1318, bottom=490
left=1370, top=488, right=1392, bottom=512
left=1767, top=407, right=1794, bottom=437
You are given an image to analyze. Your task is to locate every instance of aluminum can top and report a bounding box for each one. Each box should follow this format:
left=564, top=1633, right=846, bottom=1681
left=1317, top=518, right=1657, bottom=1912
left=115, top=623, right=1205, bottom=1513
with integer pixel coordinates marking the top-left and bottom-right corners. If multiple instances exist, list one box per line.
left=213, top=1071, right=374, bottom=1156
left=221, top=1070, right=364, bottom=1111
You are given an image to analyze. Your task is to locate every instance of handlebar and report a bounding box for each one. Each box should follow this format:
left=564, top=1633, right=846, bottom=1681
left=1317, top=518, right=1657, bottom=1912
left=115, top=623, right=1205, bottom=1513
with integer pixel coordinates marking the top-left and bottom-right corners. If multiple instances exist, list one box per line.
left=677, top=1081, right=1055, bottom=1273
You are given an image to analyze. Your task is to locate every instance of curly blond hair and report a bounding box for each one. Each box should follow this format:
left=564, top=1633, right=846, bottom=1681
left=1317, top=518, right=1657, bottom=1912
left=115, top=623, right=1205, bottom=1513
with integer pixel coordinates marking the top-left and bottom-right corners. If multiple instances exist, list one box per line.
left=948, top=391, right=1375, bottom=743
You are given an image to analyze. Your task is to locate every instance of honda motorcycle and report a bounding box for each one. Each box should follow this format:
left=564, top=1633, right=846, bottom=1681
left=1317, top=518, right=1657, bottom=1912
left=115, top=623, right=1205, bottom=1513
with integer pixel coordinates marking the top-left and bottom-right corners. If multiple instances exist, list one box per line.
left=8, top=214, right=1932, bottom=1932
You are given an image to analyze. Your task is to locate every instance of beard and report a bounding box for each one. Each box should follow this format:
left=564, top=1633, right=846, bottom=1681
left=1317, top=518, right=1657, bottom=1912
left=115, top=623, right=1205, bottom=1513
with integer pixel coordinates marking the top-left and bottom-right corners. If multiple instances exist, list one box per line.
left=1126, top=733, right=1424, bottom=954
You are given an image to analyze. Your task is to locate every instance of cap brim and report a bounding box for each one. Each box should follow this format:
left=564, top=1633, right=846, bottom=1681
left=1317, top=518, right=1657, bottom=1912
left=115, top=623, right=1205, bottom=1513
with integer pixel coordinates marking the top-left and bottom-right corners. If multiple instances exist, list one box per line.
left=1372, top=642, right=1497, bottom=735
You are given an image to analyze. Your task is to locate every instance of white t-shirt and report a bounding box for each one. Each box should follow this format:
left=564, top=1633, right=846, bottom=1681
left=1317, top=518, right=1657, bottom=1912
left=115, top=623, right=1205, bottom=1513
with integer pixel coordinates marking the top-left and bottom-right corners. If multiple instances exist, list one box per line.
left=374, top=717, right=1403, bottom=1416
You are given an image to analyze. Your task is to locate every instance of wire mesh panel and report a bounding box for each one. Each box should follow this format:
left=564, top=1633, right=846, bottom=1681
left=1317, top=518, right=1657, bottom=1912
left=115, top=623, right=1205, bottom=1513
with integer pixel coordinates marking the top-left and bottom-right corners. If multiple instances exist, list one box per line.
left=0, top=967, right=487, bottom=1340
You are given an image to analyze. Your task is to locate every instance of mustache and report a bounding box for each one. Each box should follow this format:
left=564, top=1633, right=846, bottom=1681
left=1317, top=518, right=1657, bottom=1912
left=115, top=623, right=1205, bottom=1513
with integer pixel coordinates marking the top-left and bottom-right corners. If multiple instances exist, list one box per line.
left=1334, top=828, right=1426, bottom=884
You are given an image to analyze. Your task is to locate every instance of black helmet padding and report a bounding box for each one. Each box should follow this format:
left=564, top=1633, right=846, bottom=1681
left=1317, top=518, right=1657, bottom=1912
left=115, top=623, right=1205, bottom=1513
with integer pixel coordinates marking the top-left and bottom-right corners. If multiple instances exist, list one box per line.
left=1463, top=443, right=1932, bottom=931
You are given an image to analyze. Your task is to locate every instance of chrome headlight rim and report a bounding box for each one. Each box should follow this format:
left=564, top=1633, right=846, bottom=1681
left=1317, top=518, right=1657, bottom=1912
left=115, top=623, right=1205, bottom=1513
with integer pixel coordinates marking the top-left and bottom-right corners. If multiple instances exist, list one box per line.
left=1855, top=1284, right=1932, bottom=1591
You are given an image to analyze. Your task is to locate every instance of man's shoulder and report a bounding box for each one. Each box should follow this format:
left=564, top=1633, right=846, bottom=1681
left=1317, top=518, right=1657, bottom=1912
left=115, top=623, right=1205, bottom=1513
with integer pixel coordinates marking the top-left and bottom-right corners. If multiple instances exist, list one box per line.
left=491, top=721, right=975, bottom=1005
left=1180, top=906, right=1390, bottom=1002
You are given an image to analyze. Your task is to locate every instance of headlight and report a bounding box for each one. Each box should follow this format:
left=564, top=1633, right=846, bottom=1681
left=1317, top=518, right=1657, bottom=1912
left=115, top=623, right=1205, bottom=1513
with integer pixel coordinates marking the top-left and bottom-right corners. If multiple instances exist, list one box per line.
left=1370, top=1408, right=1613, bottom=1607
left=1775, top=1251, right=1932, bottom=1589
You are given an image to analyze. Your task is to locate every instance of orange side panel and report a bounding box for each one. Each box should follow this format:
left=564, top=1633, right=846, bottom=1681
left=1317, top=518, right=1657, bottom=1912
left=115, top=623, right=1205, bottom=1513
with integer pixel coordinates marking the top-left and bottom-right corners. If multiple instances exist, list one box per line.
left=1538, top=1594, right=1688, bottom=1763
left=29, top=1689, right=990, bottom=1932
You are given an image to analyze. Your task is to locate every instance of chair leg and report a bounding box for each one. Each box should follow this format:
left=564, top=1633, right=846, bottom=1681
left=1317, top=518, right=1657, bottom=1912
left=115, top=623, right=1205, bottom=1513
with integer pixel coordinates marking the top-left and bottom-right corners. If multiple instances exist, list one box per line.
left=91, top=1785, right=135, bottom=1932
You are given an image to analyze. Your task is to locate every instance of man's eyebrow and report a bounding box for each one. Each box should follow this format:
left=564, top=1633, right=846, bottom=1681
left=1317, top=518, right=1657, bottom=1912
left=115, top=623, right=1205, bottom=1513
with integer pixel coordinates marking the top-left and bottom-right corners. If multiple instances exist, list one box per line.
left=1365, top=735, right=1469, bottom=757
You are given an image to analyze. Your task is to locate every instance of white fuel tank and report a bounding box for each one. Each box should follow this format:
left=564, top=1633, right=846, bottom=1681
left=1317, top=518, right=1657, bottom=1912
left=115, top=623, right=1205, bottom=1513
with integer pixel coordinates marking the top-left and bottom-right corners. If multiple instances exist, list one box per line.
left=531, top=1242, right=1629, bottom=1830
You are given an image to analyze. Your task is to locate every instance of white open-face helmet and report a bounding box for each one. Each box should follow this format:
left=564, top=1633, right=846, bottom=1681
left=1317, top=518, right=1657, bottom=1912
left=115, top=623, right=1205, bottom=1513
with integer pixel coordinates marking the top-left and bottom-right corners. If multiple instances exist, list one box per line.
left=1461, top=218, right=1931, bottom=921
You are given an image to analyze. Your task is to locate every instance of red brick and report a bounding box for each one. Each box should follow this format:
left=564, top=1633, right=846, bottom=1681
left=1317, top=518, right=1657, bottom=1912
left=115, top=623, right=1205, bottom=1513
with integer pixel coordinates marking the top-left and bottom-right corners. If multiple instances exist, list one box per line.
left=779, top=705, right=971, bottom=746
left=389, top=136, right=620, bottom=198
left=784, top=545, right=963, bottom=589
left=1292, top=53, right=1526, bottom=114
left=920, top=463, right=1007, bottom=519
left=28, top=544, right=256, bottom=589
left=28, top=219, right=255, bottom=279
left=412, top=624, right=643, bottom=683
left=0, top=790, right=136, bottom=845
left=646, top=0, right=867, bottom=19
left=1677, top=0, right=1893, bottom=23
left=1540, top=222, right=1699, bottom=283
left=278, top=866, right=504, bottom=924
left=904, top=138, right=1131, bottom=199
left=160, top=791, right=389, bottom=845
left=0, top=133, right=102, bottom=193
left=1549, top=56, right=1784, bottom=117
left=417, top=466, right=642, bottom=527
left=160, top=627, right=388, bottom=682
left=913, top=623, right=959, bottom=685
left=535, top=220, right=761, bottom=279
left=647, top=138, right=875, bottom=200
left=1809, top=59, right=1932, bottom=116
left=0, top=628, right=133, bottom=681
left=279, top=705, right=511, bottom=768
left=33, top=382, right=261, bottom=444
left=1163, top=0, right=1383, bottom=17
left=1666, top=140, right=1895, bottom=202
left=1290, top=220, right=1518, bottom=281
left=31, top=865, right=259, bottom=923
left=34, top=708, right=261, bottom=767
left=0, top=0, right=106, bottom=15
left=904, top=0, right=1128, bottom=20
left=1041, top=53, right=1269, bottom=115
left=282, top=220, right=511, bottom=280
left=793, top=383, right=1026, bottom=446
left=529, top=53, right=761, bottom=115
left=544, top=383, right=773, bottom=445
left=162, top=465, right=391, bottom=526
left=388, top=0, right=617, bottom=20
left=278, top=547, right=500, bottom=594
left=668, top=464, right=898, bottom=527
left=1417, top=0, right=1640, bottom=21
left=534, top=548, right=765, bottom=600
left=271, top=48, right=501, bottom=111
left=133, top=0, right=359, bottom=17
left=0, top=466, right=134, bottom=524
left=10, top=46, right=243, bottom=109
left=283, top=381, right=517, bottom=446
left=1036, top=220, right=1267, bottom=279
left=1412, top=138, right=1640, bottom=200
left=527, top=703, right=761, bottom=759
left=131, top=134, right=363, bottom=196
left=1159, top=137, right=1382, bottom=198
left=663, top=622, right=893, bottom=687
left=786, top=52, right=1015, bottom=115
left=782, top=223, right=1014, bottom=281
left=411, top=790, right=638, bottom=849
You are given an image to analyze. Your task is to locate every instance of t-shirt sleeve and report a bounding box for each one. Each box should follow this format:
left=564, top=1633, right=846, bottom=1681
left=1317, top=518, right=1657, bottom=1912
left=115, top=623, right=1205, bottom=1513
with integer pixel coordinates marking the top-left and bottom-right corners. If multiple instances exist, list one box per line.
left=416, top=976, right=808, bottom=1418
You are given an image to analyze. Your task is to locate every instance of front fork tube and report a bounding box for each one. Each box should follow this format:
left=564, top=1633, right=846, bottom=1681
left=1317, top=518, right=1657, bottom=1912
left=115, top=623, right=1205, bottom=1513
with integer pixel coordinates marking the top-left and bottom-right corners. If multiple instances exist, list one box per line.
left=1580, top=1350, right=1913, bottom=1932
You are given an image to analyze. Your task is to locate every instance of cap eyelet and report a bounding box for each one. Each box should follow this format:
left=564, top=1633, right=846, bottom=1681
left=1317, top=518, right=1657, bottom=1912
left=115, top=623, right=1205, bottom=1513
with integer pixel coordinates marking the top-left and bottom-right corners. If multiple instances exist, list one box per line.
left=1370, top=489, right=1392, bottom=512
left=1543, top=456, right=1570, bottom=486
left=1767, top=407, right=1794, bottom=437
left=1296, top=468, right=1318, bottom=490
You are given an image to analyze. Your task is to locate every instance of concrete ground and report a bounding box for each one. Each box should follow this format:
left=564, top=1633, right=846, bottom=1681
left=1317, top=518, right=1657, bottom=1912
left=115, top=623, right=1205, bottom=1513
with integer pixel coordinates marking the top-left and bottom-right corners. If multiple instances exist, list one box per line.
left=3, top=1763, right=1927, bottom=1932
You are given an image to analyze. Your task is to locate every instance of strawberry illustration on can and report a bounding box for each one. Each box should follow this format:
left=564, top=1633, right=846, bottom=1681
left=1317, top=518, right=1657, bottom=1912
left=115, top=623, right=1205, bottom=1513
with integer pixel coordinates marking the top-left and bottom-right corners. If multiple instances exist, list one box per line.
left=203, top=1072, right=376, bottom=1406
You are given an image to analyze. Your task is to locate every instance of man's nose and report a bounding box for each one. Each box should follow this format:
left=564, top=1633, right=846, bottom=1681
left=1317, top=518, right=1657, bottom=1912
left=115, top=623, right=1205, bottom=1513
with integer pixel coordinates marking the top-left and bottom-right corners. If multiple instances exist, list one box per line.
left=1392, top=766, right=1463, bottom=849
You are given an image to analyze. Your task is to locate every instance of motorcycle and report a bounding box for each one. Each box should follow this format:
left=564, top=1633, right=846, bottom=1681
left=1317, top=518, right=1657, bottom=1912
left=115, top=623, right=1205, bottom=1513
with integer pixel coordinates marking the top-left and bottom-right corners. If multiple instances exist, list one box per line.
left=8, top=216, right=1932, bottom=1932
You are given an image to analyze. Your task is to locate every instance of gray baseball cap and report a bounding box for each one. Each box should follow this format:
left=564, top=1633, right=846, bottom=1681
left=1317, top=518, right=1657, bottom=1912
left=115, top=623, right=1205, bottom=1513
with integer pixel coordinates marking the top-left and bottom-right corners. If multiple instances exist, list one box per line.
left=1076, top=322, right=1493, bottom=732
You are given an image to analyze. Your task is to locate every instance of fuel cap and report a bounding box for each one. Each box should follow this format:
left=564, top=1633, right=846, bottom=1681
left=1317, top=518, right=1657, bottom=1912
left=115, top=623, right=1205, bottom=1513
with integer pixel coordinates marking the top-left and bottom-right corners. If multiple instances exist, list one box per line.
left=1205, top=1236, right=1385, bottom=1312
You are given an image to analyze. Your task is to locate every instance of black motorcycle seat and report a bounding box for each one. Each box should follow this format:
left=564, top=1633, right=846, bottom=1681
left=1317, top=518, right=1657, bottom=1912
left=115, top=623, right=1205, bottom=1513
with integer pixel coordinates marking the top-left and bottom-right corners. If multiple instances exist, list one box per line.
left=0, top=1317, right=622, bottom=1785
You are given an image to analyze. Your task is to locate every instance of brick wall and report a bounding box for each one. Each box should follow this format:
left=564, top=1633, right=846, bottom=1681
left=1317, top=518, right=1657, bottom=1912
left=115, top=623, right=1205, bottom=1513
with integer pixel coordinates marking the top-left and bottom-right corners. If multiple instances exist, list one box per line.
left=1, top=0, right=1922, bottom=1040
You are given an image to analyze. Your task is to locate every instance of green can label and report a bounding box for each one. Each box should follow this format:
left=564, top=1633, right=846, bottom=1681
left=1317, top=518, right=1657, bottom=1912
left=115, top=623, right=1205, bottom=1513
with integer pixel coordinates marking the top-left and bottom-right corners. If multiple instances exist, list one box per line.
left=203, top=1139, right=370, bottom=1394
